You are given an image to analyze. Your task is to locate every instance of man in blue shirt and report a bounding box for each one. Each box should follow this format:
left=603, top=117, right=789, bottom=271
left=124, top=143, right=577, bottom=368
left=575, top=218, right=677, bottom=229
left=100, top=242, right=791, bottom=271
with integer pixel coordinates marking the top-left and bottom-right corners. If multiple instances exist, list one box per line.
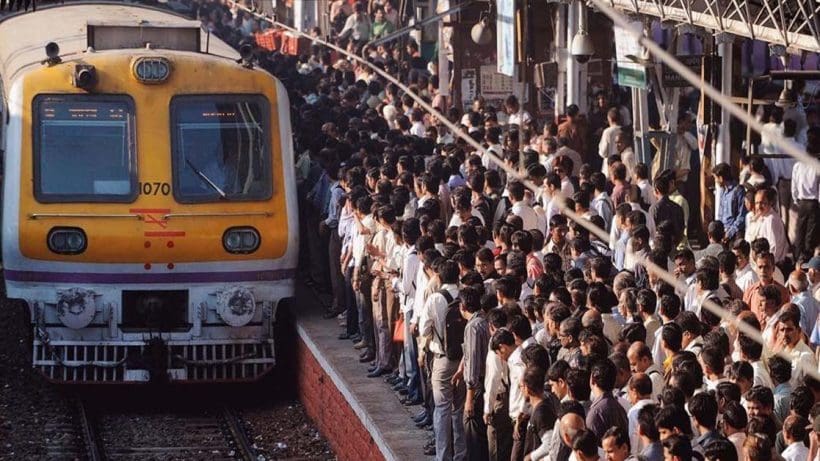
left=713, top=163, right=746, bottom=242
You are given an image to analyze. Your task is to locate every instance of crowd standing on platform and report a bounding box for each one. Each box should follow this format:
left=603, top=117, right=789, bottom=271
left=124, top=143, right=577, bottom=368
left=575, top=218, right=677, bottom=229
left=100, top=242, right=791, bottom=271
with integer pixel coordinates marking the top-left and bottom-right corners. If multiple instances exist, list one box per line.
left=178, top=0, right=820, bottom=460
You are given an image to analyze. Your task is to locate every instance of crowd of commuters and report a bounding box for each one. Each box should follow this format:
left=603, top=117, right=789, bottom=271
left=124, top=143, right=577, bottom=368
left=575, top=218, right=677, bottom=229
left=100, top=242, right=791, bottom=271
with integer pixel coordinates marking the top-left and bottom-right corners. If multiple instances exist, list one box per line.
left=181, top=0, right=820, bottom=460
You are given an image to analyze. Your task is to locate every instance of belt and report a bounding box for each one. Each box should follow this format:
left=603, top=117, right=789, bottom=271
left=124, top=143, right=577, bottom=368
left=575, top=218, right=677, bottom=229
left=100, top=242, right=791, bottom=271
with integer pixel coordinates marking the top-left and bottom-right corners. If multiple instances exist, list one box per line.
left=797, top=198, right=819, bottom=203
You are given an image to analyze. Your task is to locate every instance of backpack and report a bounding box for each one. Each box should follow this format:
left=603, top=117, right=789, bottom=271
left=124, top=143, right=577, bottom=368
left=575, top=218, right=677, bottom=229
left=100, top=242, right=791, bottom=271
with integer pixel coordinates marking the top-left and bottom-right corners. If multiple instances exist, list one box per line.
left=435, top=289, right=468, bottom=361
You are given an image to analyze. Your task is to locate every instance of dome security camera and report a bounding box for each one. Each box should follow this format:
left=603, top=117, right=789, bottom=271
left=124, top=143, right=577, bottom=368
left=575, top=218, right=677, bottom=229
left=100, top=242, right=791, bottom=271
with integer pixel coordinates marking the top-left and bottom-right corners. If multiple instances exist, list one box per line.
left=570, top=31, right=594, bottom=64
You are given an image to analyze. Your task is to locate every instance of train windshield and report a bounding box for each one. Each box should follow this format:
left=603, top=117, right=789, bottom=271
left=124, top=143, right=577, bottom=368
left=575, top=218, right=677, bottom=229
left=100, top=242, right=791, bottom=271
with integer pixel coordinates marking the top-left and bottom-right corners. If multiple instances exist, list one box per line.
left=171, top=95, right=272, bottom=203
left=34, top=95, right=136, bottom=202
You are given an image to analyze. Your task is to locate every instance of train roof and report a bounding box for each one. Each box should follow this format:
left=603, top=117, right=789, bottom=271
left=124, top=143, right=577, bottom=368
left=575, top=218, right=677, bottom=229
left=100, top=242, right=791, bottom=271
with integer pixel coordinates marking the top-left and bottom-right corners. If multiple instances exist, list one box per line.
left=0, top=1, right=239, bottom=89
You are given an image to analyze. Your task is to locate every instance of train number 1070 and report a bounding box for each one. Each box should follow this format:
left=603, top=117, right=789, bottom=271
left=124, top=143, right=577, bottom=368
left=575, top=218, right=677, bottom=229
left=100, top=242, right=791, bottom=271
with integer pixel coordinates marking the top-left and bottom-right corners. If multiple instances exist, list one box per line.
left=139, top=182, right=171, bottom=196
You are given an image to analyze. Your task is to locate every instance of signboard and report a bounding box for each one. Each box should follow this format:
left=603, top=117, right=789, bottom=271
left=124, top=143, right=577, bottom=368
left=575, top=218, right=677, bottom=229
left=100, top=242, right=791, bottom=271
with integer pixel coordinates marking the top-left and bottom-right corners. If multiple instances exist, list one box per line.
left=662, top=55, right=722, bottom=88
left=461, top=68, right=477, bottom=103
left=614, top=20, right=647, bottom=89
left=479, top=65, right=527, bottom=102
left=496, top=0, right=516, bottom=77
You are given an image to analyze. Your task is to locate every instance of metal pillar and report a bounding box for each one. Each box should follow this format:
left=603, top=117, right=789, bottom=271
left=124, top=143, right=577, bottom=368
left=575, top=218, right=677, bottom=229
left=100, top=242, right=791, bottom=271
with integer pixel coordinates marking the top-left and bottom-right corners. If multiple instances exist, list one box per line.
left=566, top=0, right=580, bottom=109
left=293, top=0, right=317, bottom=32
left=555, top=2, right=567, bottom=115
left=714, top=32, right=734, bottom=219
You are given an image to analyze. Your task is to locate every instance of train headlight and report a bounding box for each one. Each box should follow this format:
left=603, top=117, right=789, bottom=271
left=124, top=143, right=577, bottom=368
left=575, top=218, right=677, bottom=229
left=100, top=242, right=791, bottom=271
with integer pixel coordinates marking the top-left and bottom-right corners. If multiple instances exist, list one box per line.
left=47, top=227, right=87, bottom=255
left=132, top=57, right=171, bottom=84
left=222, top=227, right=260, bottom=254
left=215, top=287, right=256, bottom=327
left=56, top=288, right=97, bottom=329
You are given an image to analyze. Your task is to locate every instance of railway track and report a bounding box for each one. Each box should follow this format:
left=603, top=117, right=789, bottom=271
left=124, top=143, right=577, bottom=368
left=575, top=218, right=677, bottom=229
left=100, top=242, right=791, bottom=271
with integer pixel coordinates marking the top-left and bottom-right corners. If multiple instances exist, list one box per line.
left=71, top=397, right=258, bottom=461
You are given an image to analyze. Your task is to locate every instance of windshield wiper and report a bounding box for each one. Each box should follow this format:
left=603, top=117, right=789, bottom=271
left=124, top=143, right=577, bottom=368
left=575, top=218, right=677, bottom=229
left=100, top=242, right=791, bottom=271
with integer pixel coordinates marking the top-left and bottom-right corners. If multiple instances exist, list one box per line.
left=185, top=158, right=227, bottom=199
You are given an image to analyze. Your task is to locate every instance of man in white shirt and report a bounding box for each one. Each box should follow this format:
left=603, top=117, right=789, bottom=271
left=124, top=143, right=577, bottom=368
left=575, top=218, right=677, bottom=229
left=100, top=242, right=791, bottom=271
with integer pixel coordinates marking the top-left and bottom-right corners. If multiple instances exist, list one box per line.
left=396, top=220, right=422, bottom=401
left=781, top=414, right=810, bottom=461
left=505, top=95, right=532, bottom=127
left=507, top=316, right=535, bottom=461
left=486, top=327, right=514, bottom=461
left=745, top=188, right=788, bottom=264
left=508, top=181, right=539, bottom=231
left=420, top=260, right=465, bottom=461
left=627, top=342, right=664, bottom=400
left=626, top=373, right=655, bottom=455
left=773, top=310, right=817, bottom=388
left=791, top=126, right=820, bottom=261
left=598, top=108, right=622, bottom=173
left=733, top=239, right=759, bottom=293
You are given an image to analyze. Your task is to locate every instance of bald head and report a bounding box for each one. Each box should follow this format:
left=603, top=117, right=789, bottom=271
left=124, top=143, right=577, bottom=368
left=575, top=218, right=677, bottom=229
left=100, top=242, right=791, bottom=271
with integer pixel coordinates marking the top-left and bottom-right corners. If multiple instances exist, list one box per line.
left=626, top=341, right=652, bottom=373
left=581, top=309, right=602, bottom=330
left=560, top=413, right=586, bottom=447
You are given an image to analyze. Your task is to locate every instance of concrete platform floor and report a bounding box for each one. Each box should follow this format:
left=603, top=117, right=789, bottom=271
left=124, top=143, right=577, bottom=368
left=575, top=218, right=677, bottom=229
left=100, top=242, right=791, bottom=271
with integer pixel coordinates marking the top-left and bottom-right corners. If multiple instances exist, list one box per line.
left=294, top=284, right=434, bottom=461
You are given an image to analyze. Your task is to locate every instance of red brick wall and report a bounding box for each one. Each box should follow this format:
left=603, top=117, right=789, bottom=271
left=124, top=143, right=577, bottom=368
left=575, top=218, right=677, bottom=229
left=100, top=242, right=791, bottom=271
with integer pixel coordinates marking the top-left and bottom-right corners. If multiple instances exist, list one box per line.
left=296, top=337, right=385, bottom=461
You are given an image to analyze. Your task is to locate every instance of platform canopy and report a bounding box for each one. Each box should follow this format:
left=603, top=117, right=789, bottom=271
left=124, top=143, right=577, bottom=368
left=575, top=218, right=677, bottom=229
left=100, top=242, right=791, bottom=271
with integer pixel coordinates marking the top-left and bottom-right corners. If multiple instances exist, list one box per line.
left=604, top=0, right=820, bottom=53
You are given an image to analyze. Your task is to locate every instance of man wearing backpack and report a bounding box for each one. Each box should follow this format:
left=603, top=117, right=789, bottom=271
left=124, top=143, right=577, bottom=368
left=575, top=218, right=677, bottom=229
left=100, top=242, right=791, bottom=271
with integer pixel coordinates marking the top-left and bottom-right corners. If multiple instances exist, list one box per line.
left=421, top=260, right=467, bottom=460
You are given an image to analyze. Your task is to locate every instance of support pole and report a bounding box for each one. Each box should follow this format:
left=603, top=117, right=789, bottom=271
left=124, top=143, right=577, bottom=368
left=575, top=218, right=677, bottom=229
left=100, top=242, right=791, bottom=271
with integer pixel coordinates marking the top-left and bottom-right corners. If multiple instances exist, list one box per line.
left=715, top=32, right=734, bottom=220
left=555, top=3, right=567, bottom=115
left=293, top=0, right=316, bottom=32
left=566, top=0, right=579, bottom=108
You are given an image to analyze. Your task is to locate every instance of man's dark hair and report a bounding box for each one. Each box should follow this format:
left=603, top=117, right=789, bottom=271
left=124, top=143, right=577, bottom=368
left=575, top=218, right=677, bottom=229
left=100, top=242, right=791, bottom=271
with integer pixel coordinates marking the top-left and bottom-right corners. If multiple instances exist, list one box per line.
left=565, top=368, right=591, bottom=401
left=722, top=400, right=748, bottom=430
left=602, top=426, right=630, bottom=452
left=744, top=385, right=774, bottom=409
left=490, top=328, right=515, bottom=351
left=658, top=294, right=681, bottom=320
left=487, top=308, right=508, bottom=329
left=738, top=333, right=763, bottom=360
left=662, top=434, right=693, bottom=459
left=716, top=381, right=742, bottom=406
left=726, top=361, right=754, bottom=383
left=495, top=276, right=522, bottom=300
left=790, top=385, right=815, bottom=417
left=704, top=439, right=738, bottom=461
left=768, top=356, right=792, bottom=385
left=509, top=315, right=533, bottom=341
left=700, top=346, right=725, bottom=376
left=590, top=359, right=617, bottom=392
left=655, top=405, right=692, bottom=435
left=572, top=430, right=598, bottom=456
left=523, top=366, right=547, bottom=395
left=439, top=260, right=460, bottom=283
left=522, top=344, right=549, bottom=371
left=689, top=392, right=718, bottom=429
left=661, top=323, right=683, bottom=352
left=636, top=404, right=659, bottom=441
left=636, top=289, right=657, bottom=315
left=783, top=414, right=810, bottom=443
left=675, top=311, right=702, bottom=337
left=547, top=359, right=570, bottom=383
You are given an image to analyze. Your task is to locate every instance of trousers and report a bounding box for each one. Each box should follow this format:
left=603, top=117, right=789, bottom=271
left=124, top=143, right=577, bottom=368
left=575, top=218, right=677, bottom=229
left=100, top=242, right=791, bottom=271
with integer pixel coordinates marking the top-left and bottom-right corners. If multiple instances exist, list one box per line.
left=487, top=394, right=512, bottom=461
left=344, top=266, right=359, bottom=336
left=432, top=356, right=466, bottom=461
left=464, top=389, right=489, bottom=461
left=355, top=276, right=375, bottom=355
left=794, top=199, right=820, bottom=261
left=327, top=229, right=343, bottom=311
left=371, top=278, right=398, bottom=370
left=402, top=309, right=421, bottom=399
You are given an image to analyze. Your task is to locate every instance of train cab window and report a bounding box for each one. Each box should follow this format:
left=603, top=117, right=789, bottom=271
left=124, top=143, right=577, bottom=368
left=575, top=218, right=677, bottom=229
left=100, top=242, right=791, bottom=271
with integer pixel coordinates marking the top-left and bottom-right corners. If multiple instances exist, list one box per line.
left=171, top=95, right=272, bottom=203
left=33, top=95, right=136, bottom=202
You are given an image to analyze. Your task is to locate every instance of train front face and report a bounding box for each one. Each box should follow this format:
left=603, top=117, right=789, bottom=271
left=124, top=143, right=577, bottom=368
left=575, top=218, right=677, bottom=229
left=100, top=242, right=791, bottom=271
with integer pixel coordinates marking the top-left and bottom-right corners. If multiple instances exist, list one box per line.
left=3, top=49, right=298, bottom=383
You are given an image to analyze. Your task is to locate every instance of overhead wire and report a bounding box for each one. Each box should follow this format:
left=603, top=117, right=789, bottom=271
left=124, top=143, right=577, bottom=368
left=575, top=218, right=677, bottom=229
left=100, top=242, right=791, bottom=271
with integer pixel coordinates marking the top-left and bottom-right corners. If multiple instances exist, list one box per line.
left=228, top=0, right=820, bottom=381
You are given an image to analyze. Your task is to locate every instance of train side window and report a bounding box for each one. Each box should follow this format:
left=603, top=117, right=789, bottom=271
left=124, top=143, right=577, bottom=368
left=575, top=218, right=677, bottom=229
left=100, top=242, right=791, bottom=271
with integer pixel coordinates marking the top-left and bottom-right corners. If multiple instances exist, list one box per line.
left=170, top=94, right=272, bottom=204
left=33, top=94, right=137, bottom=203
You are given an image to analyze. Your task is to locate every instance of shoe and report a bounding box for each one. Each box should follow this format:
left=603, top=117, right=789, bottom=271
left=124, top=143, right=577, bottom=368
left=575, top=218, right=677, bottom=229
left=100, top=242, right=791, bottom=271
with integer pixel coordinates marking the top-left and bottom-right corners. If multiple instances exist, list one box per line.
left=397, top=388, right=410, bottom=396
left=367, top=365, right=378, bottom=373
left=353, top=340, right=367, bottom=350
left=358, top=354, right=374, bottom=363
left=336, top=311, right=346, bottom=320
left=402, top=397, right=422, bottom=406
left=413, top=412, right=428, bottom=423
left=338, top=332, right=352, bottom=340
left=349, top=334, right=362, bottom=343
left=423, top=442, right=436, bottom=455
left=367, top=368, right=389, bottom=378
left=386, top=375, right=402, bottom=385
left=390, top=381, right=406, bottom=391
left=358, top=350, right=370, bottom=359
left=415, top=417, right=431, bottom=428
left=322, top=310, right=341, bottom=320
left=338, top=321, right=347, bottom=328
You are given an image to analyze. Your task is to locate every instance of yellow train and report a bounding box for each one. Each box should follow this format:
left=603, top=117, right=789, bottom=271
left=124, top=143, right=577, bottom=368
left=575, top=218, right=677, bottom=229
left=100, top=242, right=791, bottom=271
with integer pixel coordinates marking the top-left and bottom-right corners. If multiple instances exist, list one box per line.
left=0, top=2, right=298, bottom=382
